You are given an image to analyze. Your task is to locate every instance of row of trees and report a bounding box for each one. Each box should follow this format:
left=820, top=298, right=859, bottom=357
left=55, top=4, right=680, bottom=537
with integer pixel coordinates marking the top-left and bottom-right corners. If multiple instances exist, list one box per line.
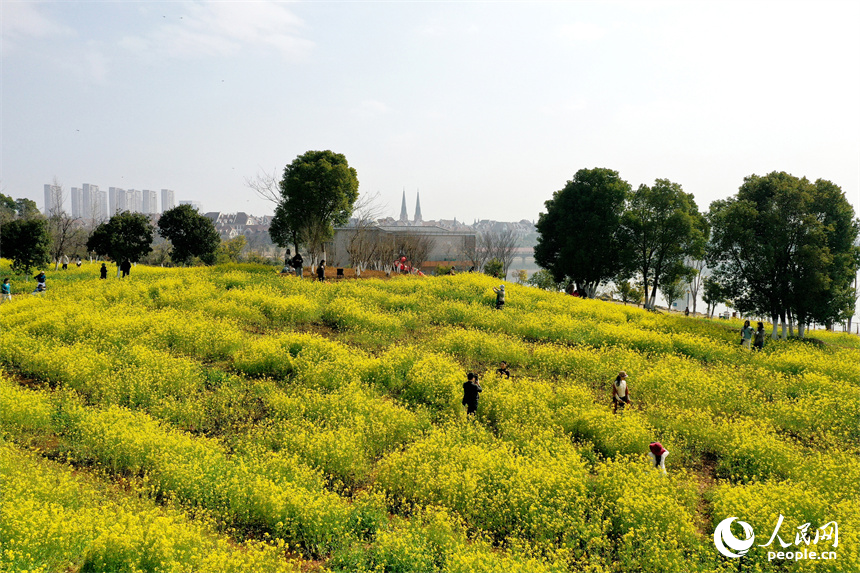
left=1, top=194, right=223, bottom=274
left=534, top=168, right=860, bottom=337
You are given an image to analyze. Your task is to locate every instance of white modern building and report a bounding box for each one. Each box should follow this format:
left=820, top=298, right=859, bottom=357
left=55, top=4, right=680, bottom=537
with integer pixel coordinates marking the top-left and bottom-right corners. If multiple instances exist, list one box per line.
left=161, top=189, right=175, bottom=212
left=44, top=183, right=63, bottom=215
left=142, top=190, right=158, bottom=214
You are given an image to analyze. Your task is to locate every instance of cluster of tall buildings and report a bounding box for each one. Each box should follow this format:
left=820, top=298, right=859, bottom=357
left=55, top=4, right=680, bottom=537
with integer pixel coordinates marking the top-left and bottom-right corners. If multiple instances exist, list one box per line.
left=44, top=184, right=181, bottom=221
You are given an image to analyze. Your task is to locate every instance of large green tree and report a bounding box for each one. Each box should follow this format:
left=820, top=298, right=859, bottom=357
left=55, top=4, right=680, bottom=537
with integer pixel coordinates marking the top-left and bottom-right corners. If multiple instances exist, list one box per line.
left=158, top=205, right=221, bottom=265
left=622, top=179, right=708, bottom=310
left=534, top=168, right=631, bottom=297
left=269, top=150, right=359, bottom=264
left=0, top=218, right=51, bottom=274
left=86, top=212, right=154, bottom=273
left=708, top=172, right=859, bottom=338
left=15, top=198, right=40, bottom=220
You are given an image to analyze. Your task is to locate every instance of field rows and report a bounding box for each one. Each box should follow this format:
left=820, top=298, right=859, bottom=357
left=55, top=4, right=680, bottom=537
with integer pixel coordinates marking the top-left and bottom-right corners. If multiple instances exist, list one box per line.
left=1, top=264, right=857, bottom=572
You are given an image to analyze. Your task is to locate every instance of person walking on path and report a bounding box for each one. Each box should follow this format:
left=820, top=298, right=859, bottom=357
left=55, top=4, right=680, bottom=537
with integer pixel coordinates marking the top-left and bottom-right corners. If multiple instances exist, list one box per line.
left=120, top=260, right=132, bottom=278
left=100, top=263, right=108, bottom=279
left=1, top=278, right=11, bottom=303
left=291, top=252, right=304, bottom=278
left=648, top=442, right=669, bottom=475
left=496, top=361, right=511, bottom=379
left=612, top=371, right=632, bottom=414
left=741, top=320, right=754, bottom=350
left=493, top=284, right=506, bottom=309
left=462, top=373, right=482, bottom=415
left=753, top=322, right=766, bottom=351
left=316, top=260, right=325, bottom=282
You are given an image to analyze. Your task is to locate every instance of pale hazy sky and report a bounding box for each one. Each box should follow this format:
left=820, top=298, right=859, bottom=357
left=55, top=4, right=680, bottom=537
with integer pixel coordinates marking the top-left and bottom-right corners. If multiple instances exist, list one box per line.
left=2, top=1, right=858, bottom=223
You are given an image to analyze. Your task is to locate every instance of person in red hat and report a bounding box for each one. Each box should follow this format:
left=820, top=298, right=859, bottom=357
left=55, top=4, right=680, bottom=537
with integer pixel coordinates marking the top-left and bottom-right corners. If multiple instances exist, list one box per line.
left=648, top=442, right=669, bottom=475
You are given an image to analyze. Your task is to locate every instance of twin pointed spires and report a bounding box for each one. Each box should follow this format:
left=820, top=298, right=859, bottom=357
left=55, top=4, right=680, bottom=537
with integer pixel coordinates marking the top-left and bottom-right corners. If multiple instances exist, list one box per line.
left=399, top=188, right=423, bottom=223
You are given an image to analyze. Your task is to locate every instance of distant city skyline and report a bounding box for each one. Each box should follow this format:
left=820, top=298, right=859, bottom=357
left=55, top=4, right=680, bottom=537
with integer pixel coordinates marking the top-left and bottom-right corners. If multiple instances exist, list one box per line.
left=3, top=2, right=857, bottom=225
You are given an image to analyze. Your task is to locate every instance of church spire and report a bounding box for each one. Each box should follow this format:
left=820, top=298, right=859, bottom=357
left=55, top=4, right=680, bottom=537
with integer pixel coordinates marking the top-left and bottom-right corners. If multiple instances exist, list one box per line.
left=414, top=190, right=423, bottom=223
left=399, top=188, right=409, bottom=222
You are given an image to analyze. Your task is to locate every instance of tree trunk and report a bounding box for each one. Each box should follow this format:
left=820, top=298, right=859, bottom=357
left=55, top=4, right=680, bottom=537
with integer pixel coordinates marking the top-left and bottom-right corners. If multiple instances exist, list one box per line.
left=771, top=315, right=779, bottom=339
left=798, top=322, right=806, bottom=338
left=780, top=311, right=787, bottom=339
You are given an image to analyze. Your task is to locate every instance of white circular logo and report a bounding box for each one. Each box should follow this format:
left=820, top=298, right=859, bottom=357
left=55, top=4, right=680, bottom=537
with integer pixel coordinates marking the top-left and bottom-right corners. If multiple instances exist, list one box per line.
left=714, top=517, right=756, bottom=558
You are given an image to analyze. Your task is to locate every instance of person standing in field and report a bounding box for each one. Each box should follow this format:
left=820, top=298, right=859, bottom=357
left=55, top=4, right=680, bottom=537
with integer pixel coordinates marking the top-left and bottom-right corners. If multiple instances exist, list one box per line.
left=1, top=278, right=11, bottom=302
left=741, top=320, right=754, bottom=350
left=612, top=371, right=632, bottom=414
left=648, top=442, right=669, bottom=475
left=753, top=321, right=765, bottom=351
left=291, top=251, right=304, bottom=278
left=462, top=373, right=482, bottom=415
left=496, top=361, right=511, bottom=379
left=100, top=263, right=108, bottom=279
left=493, top=284, right=506, bottom=309
left=32, top=271, right=46, bottom=295
left=316, top=260, right=325, bottom=282
left=120, top=259, right=131, bottom=278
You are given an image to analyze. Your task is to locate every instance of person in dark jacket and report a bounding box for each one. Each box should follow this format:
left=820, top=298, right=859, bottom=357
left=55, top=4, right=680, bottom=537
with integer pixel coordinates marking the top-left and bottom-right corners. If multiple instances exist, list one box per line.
left=496, top=361, right=511, bottom=379
left=462, top=373, right=482, bottom=415
left=120, top=259, right=132, bottom=278
left=99, top=263, right=108, bottom=279
left=316, top=260, right=325, bottom=282
left=753, top=322, right=766, bottom=351
left=291, top=252, right=304, bottom=278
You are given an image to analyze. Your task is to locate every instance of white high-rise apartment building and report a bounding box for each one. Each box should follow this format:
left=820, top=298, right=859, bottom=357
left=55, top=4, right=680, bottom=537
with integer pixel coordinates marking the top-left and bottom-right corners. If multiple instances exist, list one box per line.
left=44, top=183, right=63, bottom=215
left=142, top=190, right=157, bottom=214
left=109, top=187, right=127, bottom=215
left=161, top=189, right=175, bottom=212
left=82, top=183, right=102, bottom=221
left=96, top=190, right=108, bottom=220
left=127, top=189, right=143, bottom=213
left=70, top=187, right=83, bottom=218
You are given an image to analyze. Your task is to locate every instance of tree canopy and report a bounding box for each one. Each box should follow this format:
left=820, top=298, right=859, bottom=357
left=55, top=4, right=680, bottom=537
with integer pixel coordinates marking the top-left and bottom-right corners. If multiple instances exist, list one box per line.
left=534, top=168, right=631, bottom=297
left=622, top=179, right=708, bottom=309
left=269, top=150, right=359, bottom=262
left=0, top=218, right=51, bottom=274
left=86, top=212, right=154, bottom=265
left=158, top=205, right=221, bottom=265
left=707, top=171, right=860, bottom=337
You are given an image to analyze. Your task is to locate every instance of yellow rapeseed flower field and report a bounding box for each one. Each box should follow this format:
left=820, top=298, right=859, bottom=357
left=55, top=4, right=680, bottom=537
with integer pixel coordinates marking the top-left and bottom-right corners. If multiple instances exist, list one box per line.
left=0, top=262, right=857, bottom=572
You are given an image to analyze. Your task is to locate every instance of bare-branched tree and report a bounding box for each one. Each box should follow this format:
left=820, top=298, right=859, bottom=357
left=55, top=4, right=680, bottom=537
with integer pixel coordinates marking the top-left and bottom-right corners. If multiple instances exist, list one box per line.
left=346, top=191, right=386, bottom=276
left=46, top=178, right=85, bottom=270
left=460, top=234, right=486, bottom=271
left=396, top=233, right=435, bottom=272
left=481, top=228, right=519, bottom=279
left=245, top=168, right=281, bottom=204
left=684, top=257, right=708, bottom=315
